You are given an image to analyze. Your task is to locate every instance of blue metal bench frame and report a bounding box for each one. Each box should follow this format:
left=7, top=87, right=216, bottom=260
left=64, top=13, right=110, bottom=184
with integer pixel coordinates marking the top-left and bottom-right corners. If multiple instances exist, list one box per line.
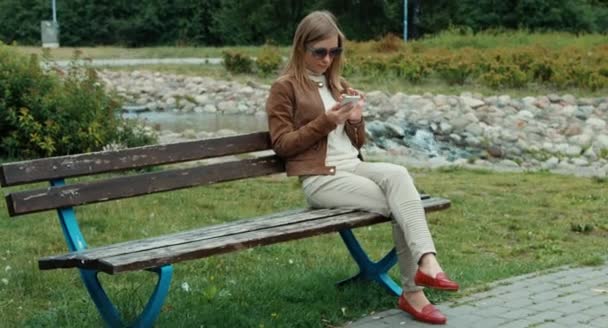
left=50, top=179, right=402, bottom=327
left=52, top=176, right=400, bottom=327
left=52, top=179, right=173, bottom=327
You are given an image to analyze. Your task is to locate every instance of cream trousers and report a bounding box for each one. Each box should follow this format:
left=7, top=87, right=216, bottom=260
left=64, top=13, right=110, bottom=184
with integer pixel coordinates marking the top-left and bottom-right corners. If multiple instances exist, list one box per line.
left=302, top=161, right=436, bottom=292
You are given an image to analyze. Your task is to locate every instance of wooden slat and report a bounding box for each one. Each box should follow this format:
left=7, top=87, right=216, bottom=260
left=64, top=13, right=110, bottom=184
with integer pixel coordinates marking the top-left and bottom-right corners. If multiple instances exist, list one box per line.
left=0, top=132, right=272, bottom=187
left=6, top=155, right=284, bottom=216
left=41, top=208, right=347, bottom=265
left=39, top=194, right=433, bottom=263
left=38, top=197, right=450, bottom=274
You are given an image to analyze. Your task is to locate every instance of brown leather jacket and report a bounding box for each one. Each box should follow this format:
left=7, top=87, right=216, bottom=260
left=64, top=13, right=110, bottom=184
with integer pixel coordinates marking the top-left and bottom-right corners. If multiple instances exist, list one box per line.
left=265, top=75, right=366, bottom=176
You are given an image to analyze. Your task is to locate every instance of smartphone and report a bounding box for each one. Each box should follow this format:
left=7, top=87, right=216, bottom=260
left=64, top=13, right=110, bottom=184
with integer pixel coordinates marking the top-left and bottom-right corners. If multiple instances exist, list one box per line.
left=339, top=95, right=360, bottom=107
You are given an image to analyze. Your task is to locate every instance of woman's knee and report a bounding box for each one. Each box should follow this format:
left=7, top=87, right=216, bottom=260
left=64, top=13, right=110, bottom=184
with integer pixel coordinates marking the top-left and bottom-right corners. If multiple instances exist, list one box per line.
left=384, top=164, right=413, bottom=183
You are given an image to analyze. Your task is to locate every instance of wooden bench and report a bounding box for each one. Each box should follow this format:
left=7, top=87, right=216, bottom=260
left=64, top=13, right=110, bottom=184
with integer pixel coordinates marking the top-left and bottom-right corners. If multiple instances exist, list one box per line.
left=0, top=131, right=451, bottom=327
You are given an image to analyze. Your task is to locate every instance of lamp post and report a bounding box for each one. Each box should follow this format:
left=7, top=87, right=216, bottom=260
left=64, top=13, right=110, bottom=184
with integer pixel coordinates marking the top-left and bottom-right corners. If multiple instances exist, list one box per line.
left=403, top=0, right=408, bottom=42
left=52, top=0, right=57, bottom=24
left=41, top=0, right=59, bottom=47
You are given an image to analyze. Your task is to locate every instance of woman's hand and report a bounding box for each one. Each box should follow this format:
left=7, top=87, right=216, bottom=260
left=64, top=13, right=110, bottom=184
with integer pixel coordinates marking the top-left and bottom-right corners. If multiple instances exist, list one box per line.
left=346, top=88, right=365, bottom=123
left=327, top=88, right=366, bottom=125
left=326, top=98, right=355, bottom=125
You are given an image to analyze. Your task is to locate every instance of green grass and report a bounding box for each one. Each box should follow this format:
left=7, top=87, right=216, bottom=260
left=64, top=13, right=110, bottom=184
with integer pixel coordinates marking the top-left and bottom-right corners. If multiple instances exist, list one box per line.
left=412, top=29, right=608, bottom=50
left=1, top=167, right=607, bottom=327
left=14, top=45, right=290, bottom=60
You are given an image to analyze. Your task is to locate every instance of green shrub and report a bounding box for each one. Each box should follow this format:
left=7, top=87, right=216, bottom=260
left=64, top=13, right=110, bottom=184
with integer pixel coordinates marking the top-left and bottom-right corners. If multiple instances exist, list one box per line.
left=256, top=45, right=283, bottom=77
left=372, top=33, right=406, bottom=53
left=0, top=44, right=155, bottom=159
left=222, top=51, right=254, bottom=74
left=388, top=53, right=429, bottom=83
left=433, top=49, right=477, bottom=85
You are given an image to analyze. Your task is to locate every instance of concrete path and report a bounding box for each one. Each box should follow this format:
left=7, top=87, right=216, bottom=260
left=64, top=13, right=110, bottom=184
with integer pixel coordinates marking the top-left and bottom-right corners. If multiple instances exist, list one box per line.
left=347, top=263, right=608, bottom=328
left=52, top=57, right=222, bottom=67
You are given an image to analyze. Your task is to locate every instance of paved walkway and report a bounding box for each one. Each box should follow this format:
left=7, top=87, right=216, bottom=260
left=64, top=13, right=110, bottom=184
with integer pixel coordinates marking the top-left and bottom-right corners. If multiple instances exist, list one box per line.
left=348, top=263, right=608, bottom=328
left=51, top=57, right=223, bottom=68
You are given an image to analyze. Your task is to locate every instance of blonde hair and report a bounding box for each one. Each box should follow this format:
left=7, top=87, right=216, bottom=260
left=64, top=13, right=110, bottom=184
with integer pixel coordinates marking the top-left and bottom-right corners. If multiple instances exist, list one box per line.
left=281, top=11, right=346, bottom=92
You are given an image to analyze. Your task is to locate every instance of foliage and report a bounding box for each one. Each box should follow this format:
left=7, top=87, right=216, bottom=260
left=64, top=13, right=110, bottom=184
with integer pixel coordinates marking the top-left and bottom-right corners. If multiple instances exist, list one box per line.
left=342, top=41, right=608, bottom=91
left=222, top=51, right=254, bottom=74
left=0, top=44, right=155, bottom=159
left=1, top=0, right=607, bottom=46
left=372, top=33, right=406, bottom=53
left=255, top=45, right=283, bottom=77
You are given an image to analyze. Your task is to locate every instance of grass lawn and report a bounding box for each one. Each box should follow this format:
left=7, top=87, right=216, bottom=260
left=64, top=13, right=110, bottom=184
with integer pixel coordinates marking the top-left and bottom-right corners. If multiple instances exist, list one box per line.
left=0, top=165, right=606, bottom=327
left=14, top=45, right=290, bottom=60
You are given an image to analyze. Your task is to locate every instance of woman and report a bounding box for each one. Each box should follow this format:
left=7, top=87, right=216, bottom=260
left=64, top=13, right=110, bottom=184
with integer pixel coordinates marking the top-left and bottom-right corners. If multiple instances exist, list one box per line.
left=265, top=11, right=458, bottom=325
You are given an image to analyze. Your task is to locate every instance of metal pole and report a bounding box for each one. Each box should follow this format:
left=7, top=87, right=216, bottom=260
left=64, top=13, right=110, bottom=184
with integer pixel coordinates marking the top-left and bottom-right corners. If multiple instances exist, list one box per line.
left=403, top=0, right=408, bottom=42
left=52, top=0, right=57, bottom=24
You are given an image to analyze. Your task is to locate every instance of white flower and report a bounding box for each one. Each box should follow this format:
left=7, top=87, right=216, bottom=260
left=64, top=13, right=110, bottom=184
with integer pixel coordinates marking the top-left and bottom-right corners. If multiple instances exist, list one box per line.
left=4, top=265, right=11, bottom=272
left=1, top=278, right=8, bottom=285
left=181, top=282, right=191, bottom=292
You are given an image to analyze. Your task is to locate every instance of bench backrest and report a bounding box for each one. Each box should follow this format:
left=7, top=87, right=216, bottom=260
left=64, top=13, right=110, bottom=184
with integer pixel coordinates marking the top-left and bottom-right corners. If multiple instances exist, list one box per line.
left=1, top=132, right=284, bottom=217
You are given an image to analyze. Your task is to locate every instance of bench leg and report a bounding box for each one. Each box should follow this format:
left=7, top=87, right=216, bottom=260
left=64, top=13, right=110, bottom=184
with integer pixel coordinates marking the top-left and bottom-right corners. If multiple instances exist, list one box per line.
left=80, top=269, right=122, bottom=327
left=79, top=265, right=173, bottom=328
left=51, top=180, right=174, bottom=327
left=131, top=265, right=174, bottom=328
left=337, top=229, right=402, bottom=296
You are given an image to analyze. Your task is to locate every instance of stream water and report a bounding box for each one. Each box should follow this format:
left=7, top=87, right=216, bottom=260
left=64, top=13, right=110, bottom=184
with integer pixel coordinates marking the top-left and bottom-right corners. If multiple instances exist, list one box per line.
left=122, top=111, right=268, bottom=133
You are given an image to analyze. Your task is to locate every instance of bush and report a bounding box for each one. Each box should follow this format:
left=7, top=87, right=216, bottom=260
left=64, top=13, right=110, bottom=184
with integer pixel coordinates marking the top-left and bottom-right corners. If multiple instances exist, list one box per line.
left=372, top=33, right=406, bottom=53
left=433, top=48, right=477, bottom=85
left=256, top=45, right=283, bottom=77
left=388, top=53, right=429, bottom=83
left=222, top=51, right=254, bottom=74
left=0, top=44, right=155, bottom=159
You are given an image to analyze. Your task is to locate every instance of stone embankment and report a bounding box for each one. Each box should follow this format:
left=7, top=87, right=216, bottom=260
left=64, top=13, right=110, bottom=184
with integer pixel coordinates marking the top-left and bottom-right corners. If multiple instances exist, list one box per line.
left=100, top=70, right=608, bottom=177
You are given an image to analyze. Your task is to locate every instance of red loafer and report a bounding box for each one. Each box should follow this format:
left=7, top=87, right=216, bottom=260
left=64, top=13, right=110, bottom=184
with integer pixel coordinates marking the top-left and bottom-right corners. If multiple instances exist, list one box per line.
left=398, top=294, right=447, bottom=325
left=414, top=269, right=459, bottom=291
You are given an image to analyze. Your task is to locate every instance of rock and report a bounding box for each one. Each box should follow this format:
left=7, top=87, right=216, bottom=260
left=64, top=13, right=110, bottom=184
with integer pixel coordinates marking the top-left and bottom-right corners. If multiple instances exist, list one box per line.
left=572, top=157, right=589, bottom=167
left=385, top=122, right=406, bottom=138
left=562, top=94, right=576, bottom=105
left=542, top=157, right=560, bottom=170
left=594, top=134, right=608, bottom=149
left=584, top=147, right=597, bottom=160
left=217, top=100, right=237, bottom=113
left=440, top=122, right=453, bottom=133
left=203, top=104, right=217, bottom=113
left=181, top=129, right=197, bottom=139
left=461, top=96, right=485, bottom=109
left=548, top=94, right=561, bottom=103
left=517, top=110, right=534, bottom=120
left=569, top=134, right=593, bottom=148
left=99, top=69, right=608, bottom=176
left=449, top=134, right=462, bottom=143
left=194, top=95, right=209, bottom=104
left=497, top=95, right=511, bottom=107
left=563, top=125, right=582, bottom=137
left=565, top=145, right=583, bottom=156
left=216, top=129, right=237, bottom=137
left=486, top=145, right=504, bottom=158
left=499, top=159, right=520, bottom=168
left=586, top=117, right=606, bottom=131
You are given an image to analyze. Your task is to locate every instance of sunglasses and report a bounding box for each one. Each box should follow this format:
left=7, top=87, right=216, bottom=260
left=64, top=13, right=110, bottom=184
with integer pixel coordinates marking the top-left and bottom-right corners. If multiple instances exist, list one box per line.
left=307, top=47, right=343, bottom=59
